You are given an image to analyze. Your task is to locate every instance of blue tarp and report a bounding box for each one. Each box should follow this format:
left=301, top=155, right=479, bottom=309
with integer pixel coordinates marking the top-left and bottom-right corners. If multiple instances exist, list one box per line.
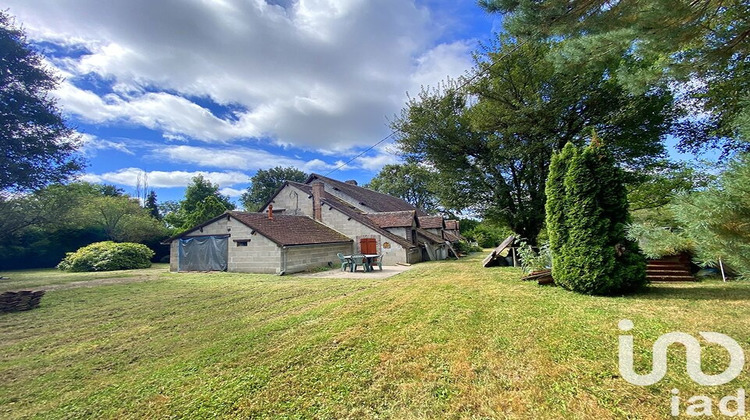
left=178, top=235, right=229, bottom=271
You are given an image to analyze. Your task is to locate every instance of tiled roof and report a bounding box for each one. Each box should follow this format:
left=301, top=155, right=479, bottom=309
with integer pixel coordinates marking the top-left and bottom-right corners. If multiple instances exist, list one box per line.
left=306, top=173, right=427, bottom=215
left=417, top=228, right=445, bottom=244
left=443, top=230, right=462, bottom=242
left=418, top=216, right=444, bottom=229
left=228, top=212, right=352, bottom=246
left=444, top=220, right=459, bottom=230
left=288, top=182, right=417, bottom=249
left=365, top=211, right=416, bottom=228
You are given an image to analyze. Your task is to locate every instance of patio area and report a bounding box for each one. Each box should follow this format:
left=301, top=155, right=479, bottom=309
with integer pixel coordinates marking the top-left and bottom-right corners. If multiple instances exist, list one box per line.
left=293, top=265, right=413, bottom=279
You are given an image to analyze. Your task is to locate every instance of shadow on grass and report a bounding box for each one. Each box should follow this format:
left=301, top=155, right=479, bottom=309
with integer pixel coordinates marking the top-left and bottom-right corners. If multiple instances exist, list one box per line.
left=628, top=282, right=750, bottom=301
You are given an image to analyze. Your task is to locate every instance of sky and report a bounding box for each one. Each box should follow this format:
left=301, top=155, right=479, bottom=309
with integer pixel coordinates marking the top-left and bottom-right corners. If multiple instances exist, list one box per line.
left=6, top=0, right=501, bottom=206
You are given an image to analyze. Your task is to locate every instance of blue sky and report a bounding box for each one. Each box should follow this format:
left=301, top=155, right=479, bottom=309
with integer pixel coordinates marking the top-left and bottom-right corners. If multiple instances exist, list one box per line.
left=7, top=1, right=715, bottom=207
left=7, top=0, right=499, bottom=206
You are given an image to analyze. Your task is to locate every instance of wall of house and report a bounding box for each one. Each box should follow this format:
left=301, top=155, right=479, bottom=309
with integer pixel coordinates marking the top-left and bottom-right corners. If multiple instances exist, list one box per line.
left=169, top=215, right=284, bottom=274
left=386, top=227, right=408, bottom=240
left=169, top=241, right=179, bottom=271
left=282, top=243, right=353, bottom=274
left=264, top=184, right=313, bottom=217
left=319, top=206, right=421, bottom=265
left=226, top=220, right=282, bottom=274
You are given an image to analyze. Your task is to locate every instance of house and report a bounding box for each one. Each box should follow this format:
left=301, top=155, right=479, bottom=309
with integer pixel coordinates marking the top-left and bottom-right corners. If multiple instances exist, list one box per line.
left=260, top=180, right=423, bottom=265
left=167, top=210, right=352, bottom=274
left=167, top=173, right=462, bottom=273
left=443, top=219, right=464, bottom=243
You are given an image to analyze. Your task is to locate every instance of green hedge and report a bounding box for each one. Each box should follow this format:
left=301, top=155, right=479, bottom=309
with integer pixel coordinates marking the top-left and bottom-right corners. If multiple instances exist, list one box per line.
left=57, top=241, right=154, bottom=272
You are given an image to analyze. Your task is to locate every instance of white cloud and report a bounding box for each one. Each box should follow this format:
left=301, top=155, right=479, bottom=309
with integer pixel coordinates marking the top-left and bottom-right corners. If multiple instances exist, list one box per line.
left=79, top=133, right=135, bottom=156
left=80, top=167, right=250, bottom=188
left=7, top=0, right=476, bottom=151
left=219, top=187, right=245, bottom=198
left=158, top=145, right=337, bottom=172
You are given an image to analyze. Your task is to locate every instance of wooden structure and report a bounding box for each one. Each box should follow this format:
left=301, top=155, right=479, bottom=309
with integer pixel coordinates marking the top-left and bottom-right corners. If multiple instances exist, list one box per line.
left=521, top=269, right=554, bottom=285
left=1, top=290, right=45, bottom=312
left=482, top=236, right=516, bottom=267
left=646, top=253, right=695, bottom=282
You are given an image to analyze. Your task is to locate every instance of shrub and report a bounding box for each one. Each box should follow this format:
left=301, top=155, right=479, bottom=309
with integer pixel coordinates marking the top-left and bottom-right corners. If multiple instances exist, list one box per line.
left=57, top=241, right=154, bottom=272
left=517, top=241, right=552, bottom=274
left=545, top=139, right=646, bottom=295
left=464, top=223, right=514, bottom=248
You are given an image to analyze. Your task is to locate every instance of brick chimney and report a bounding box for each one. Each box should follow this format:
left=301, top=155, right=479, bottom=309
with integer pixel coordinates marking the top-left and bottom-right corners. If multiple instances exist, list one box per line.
left=312, top=182, right=324, bottom=221
left=267, top=204, right=274, bottom=220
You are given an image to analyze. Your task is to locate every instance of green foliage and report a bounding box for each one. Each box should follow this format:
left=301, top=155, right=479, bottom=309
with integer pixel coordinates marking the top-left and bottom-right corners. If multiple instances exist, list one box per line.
left=452, top=240, right=481, bottom=255
left=57, top=241, right=154, bottom=272
left=184, top=195, right=229, bottom=228
left=669, top=153, right=750, bottom=278
left=626, top=222, right=695, bottom=260
left=464, top=222, right=514, bottom=248
left=393, top=36, right=673, bottom=243
left=517, top=242, right=552, bottom=274
left=183, top=175, right=234, bottom=214
left=164, top=175, right=234, bottom=230
left=241, top=167, right=308, bottom=212
left=83, top=195, right=167, bottom=243
left=367, top=163, right=441, bottom=214
left=545, top=142, right=574, bottom=275
left=145, top=191, right=160, bottom=219
left=545, top=140, right=646, bottom=295
left=627, top=160, right=717, bottom=212
left=479, top=0, right=750, bottom=154
left=0, top=11, right=84, bottom=193
left=0, top=182, right=168, bottom=270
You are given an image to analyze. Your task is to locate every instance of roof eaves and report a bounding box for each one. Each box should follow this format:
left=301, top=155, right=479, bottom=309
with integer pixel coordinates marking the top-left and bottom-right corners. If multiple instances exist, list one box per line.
left=417, top=228, right=445, bottom=244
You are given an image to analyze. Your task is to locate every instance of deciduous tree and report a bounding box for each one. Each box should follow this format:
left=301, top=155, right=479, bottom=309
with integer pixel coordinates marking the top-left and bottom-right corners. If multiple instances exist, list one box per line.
left=241, top=167, right=308, bottom=211
left=165, top=175, right=234, bottom=230
left=367, top=163, right=440, bottom=214
left=0, top=11, right=83, bottom=194
left=393, top=37, right=673, bottom=242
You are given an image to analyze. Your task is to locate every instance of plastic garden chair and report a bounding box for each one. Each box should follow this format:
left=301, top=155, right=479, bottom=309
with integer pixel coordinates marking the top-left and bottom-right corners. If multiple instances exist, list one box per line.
left=350, top=255, right=370, bottom=272
left=371, top=254, right=383, bottom=271
left=337, top=253, right=351, bottom=271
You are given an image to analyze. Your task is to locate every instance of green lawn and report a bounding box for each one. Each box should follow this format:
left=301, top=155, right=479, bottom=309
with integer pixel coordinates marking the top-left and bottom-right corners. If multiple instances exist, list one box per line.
left=0, top=264, right=169, bottom=293
left=1, top=255, right=748, bottom=419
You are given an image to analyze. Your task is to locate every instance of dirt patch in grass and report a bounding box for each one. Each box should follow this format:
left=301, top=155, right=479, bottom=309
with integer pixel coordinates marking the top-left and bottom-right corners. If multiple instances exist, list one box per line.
left=40, top=276, right=156, bottom=291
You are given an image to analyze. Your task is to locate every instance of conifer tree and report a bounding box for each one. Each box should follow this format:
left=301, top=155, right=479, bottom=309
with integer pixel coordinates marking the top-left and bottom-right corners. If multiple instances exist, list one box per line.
left=545, top=137, right=646, bottom=295
left=545, top=142, right=575, bottom=282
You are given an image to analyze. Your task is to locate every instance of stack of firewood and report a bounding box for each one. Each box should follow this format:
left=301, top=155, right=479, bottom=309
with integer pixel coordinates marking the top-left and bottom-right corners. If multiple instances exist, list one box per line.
left=521, top=269, right=554, bottom=285
left=0, top=291, right=45, bottom=312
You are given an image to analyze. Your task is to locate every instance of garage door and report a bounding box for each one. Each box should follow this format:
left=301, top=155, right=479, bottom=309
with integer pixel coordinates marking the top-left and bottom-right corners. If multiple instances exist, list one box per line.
left=178, top=235, right=229, bottom=271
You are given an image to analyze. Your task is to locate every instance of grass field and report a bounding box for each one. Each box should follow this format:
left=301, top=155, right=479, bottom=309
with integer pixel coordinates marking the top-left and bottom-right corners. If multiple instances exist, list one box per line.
left=1, top=255, right=748, bottom=419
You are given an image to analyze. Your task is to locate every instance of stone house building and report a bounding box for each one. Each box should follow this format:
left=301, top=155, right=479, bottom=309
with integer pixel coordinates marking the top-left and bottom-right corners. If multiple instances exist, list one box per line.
left=167, top=173, right=462, bottom=273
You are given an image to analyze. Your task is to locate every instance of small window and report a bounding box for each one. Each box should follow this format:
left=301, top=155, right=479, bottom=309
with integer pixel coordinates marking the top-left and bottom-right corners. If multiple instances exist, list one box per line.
left=236, top=241, right=248, bottom=247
